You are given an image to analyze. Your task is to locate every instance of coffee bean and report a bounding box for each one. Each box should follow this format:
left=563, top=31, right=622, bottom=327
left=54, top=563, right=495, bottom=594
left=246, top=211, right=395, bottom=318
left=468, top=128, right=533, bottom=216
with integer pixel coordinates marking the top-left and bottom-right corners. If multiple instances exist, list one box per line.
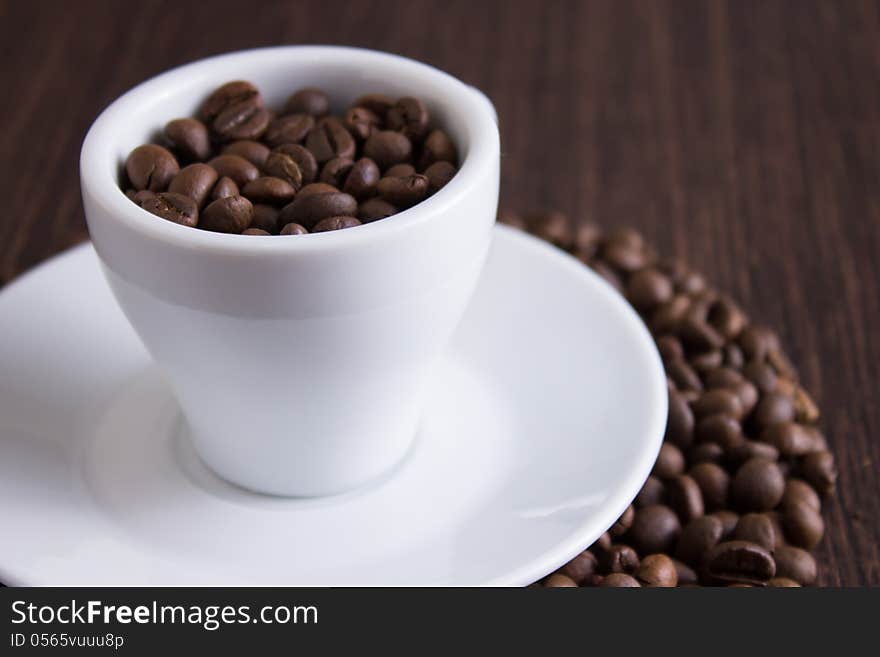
left=211, top=176, right=239, bottom=201
left=545, top=573, right=578, bottom=587
left=164, top=118, right=211, bottom=161
left=710, top=510, right=740, bottom=539
left=610, top=505, right=635, bottom=537
left=692, top=389, right=744, bottom=421
left=696, top=414, right=743, bottom=450
left=707, top=296, right=747, bottom=340
left=602, top=544, right=640, bottom=574
left=732, top=513, right=778, bottom=551
left=772, top=545, right=817, bottom=585
left=213, top=95, right=270, bottom=141
left=761, top=421, right=822, bottom=457
left=201, top=195, right=254, bottom=233
left=199, top=80, right=261, bottom=123
left=673, top=559, right=698, bottom=585
left=320, top=157, right=355, bottom=188
left=653, top=443, right=685, bottom=480
left=650, top=295, right=691, bottom=334
left=725, top=440, right=780, bottom=468
left=751, top=392, right=796, bottom=430
left=591, top=532, right=613, bottom=555
left=793, top=385, right=820, bottom=423
left=207, top=154, right=259, bottom=187
left=627, top=269, right=674, bottom=311
left=420, top=128, right=458, bottom=169
left=688, top=462, right=730, bottom=511
left=636, top=554, right=678, bottom=587
left=424, top=161, right=457, bottom=194
left=125, top=144, right=180, bottom=192
left=591, top=261, right=624, bottom=292
left=342, top=158, right=380, bottom=200
left=279, top=222, right=308, bottom=236
left=250, top=204, right=280, bottom=233
left=241, top=177, right=297, bottom=205
left=781, top=478, right=821, bottom=513
left=628, top=505, right=681, bottom=554
left=130, top=190, right=155, bottom=204
left=667, top=474, right=705, bottom=523
left=723, top=343, right=745, bottom=369
left=284, top=87, right=330, bottom=117
left=738, top=326, right=780, bottom=361
left=665, top=389, right=695, bottom=448
left=168, top=163, right=218, bottom=209
left=385, top=163, right=416, bottom=177
left=782, top=500, right=824, bottom=549
left=679, top=315, right=725, bottom=352
left=343, top=106, right=381, bottom=141
left=306, top=117, right=357, bottom=164
left=688, top=442, right=725, bottom=465
left=797, top=450, right=837, bottom=496
left=634, top=475, right=665, bottom=508
left=690, top=349, right=723, bottom=373
left=357, top=198, right=397, bottom=223
left=352, top=93, right=395, bottom=116
left=731, top=458, right=785, bottom=511
left=560, top=550, right=598, bottom=584
left=241, top=228, right=270, bottom=236
left=376, top=174, right=430, bottom=208
left=600, top=573, right=641, bottom=587
left=312, top=216, right=362, bottom=232
left=742, top=361, right=778, bottom=393
left=363, top=130, right=413, bottom=169
left=667, top=359, right=703, bottom=393
left=767, top=577, right=801, bottom=587
left=265, top=114, right=315, bottom=147
left=280, top=190, right=357, bottom=229
left=705, top=540, right=775, bottom=585
left=527, top=211, right=572, bottom=249
left=273, top=143, right=318, bottom=184
left=264, top=151, right=304, bottom=189
left=573, top=222, right=602, bottom=260
left=387, top=96, right=429, bottom=140
left=675, top=516, right=723, bottom=566
left=603, top=242, right=649, bottom=272
left=138, top=192, right=198, bottom=227
left=656, top=335, right=685, bottom=363
left=222, top=140, right=271, bottom=168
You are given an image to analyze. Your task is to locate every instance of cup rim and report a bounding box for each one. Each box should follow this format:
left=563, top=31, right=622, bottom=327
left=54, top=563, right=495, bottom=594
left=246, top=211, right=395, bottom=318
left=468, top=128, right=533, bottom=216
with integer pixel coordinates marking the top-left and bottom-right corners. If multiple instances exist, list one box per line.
left=80, top=45, right=499, bottom=254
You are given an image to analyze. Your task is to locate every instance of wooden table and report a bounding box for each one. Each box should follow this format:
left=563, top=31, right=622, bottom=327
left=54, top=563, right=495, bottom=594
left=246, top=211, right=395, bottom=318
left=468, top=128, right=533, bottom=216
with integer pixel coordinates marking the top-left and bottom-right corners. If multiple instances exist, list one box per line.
left=1, top=0, right=877, bottom=586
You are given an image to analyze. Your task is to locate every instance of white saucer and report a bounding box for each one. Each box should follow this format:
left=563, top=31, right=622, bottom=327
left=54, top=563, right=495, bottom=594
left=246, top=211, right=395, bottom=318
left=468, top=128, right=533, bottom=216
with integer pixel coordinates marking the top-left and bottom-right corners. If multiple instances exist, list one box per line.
left=0, top=225, right=666, bottom=586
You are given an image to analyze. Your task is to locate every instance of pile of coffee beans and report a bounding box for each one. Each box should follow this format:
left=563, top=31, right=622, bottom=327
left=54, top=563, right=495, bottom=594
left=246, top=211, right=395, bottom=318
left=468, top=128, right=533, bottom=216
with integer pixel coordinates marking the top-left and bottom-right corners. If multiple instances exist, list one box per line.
left=500, top=210, right=838, bottom=588
left=121, top=82, right=459, bottom=235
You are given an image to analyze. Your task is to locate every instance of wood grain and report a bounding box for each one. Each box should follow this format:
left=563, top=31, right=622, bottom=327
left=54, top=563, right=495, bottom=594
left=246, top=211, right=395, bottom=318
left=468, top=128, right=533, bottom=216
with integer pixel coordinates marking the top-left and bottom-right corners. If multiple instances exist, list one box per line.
left=0, top=0, right=877, bottom=585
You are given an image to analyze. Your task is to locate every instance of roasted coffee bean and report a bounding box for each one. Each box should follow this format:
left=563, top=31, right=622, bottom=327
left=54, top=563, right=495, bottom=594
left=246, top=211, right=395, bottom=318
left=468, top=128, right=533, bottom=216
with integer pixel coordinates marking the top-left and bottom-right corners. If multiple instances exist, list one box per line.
left=279, top=222, right=308, bottom=236
left=280, top=191, right=358, bottom=229
left=265, top=114, right=315, bottom=147
left=627, top=268, right=674, bottom=311
left=130, top=189, right=155, bottom=204
left=213, top=95, right=270, bottom=141
left=560, top=550, right=598, bottom=584
left=743, top=361, right=778, bottom=393
left=636, top=554, right=678, bottom=587
left=732, top=513, right=778, bottom=551
left=250, top=204, right=280, bottom=233
left=358, top=198, right=398, bottom=223
left=793, top=385, right=820, bottom=423
left=688, top=442, right=725, bottom=465
left=241, top=228, right=270, bottom=236
left=773, top=545, right=817, bottom=585
left=667, top=475, right=705, bottom=523
left=377, top=174, right=429, bottom=208
left=344, top=106, right=381, bottom=141
left=342, top=158, right=381, bottom=200
left=241, top=177, right=297, bottom=205
left=675, top=516, right=723, bottom=566
left=692, top=389, right=744, bottom=420
left=222, top=140, right=271, bottom=167
left=385, top=163, right=417, bottom=177
left=284, top=87, right=330, bottom=117
left=264, top=151, right=304, bottom=189
left=573, top=222, right=602, bottom=260
left=603, top=241, right=649, bottom=272
left=696, top=414, right=743, bottom=450
left=610, top=505, right=635, bottom=537
left=273, top=143, right=318, bottom=184
left=602, top=544, right=640, bottom=574
left=628, top=505, right=681, bottom=554
left=320, top=157, right=355, bottom=188
left=797, top=450, right=837, bottom=496
left=690, top=349, right=723, bottom=373
left=211, top=176, right=239, bottom=200
left=544, top=573, right=578, bottom=587
left=656, top=335, right=685, bottom=363
left=653, top=443, right=685, bottom=480
left=665, top=389, right=695, bottom=448
left=312, top=215, right=362, bottom=232
left=420, top=128, right=458, bottom=169
left=125, top=144, right=180, bottom=192
left=352, top=93, right=395, bottom=116
left=688, top=462, right=730, bottom=511
left=673, top=559, right=698, bottom=585
left=711, top=510, right=740, bottom=539
left=667, top=359, right=703, bottom=393
left=164, top=118, right=211, bottom=161
left=705, top=540, right=775, bottom=584
left=634, top=475, right=665, bottom=508
left=781, top=478, right=821, bottom=513
left=387, top=96, right=429, bottom=140
left=761, top=421, right=821, bottom=457
left=731, top=458, right=785, bottom=512
left=207, top=154, right=259, bottom=187
left=424, top=161, right=457, bottom=194
left=138, top=192, right=198, bottom=227
left=650, top=295, right=691, bottom=334
left=723, top=343, right=745, bottom=369
left=168, top=163, right=218, bottom=209
left=526, top=211, right=572, bottom=248
left=767, top=577, right=801, bottom=587
left=591, top=261, right=624, bottom=292
left=306, top=117, right=357, bottom=164
left=363, top=130, right=413, bottom=169
left=199, top=80, right=261, bottom=123
left=751, top=392, right=796, bottom=431
left=591, top=532, right=613, bottom=555
left=782, top=500, right=824, bottom=549
left=726, top=440, right=780, bottom=468
left=200, top=195, right=254, bottom=233
left=600, top=573, right=641, bottom=587
left=738, top=326, right=780, bottom=361
left=707, top=296, right=747, bottom=340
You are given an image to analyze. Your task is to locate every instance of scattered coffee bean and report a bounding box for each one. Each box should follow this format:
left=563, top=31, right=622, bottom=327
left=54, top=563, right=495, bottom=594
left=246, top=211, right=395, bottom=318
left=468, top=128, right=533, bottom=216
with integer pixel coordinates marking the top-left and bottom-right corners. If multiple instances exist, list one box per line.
left=634, top=475, right=665, bottom=508
left=652, top=443, right=685, bottom=480
left=545, top=573, right=578, bottom=588
left=667, top=474, right=705, bottom=523
left=797, top=450, right=837, bottom=496
left=636, top=554, right=678, bottom=587
left=688, top=462, right=730, bottom=511
left=628, top=505, right=681, bottom=554
left=782, top=500, right=824, bottom=549
left=675, top=515, right=723, bottom=566
left=688, top=442, right=725, bottom=465
left=627, top=268, right=674, bottom=311
left=731, top=458, right=785, bottom=511
left=610, top=505, right=635, bottom=537
left=767, top=577, right=801, bottom=587
left=751, top=391, right=796, bottom=430
left=772, top=545, right=817, bottom=585
left=705, top=540, right=775, bottom=585
left=692, top=389, right=744, bottom=420
left=602, top=545, right=640, bottom=574
left=665, top=389, right=695, bottom=448
left=781, top=478, right=821, bottom=513
left=732, top=513, right=777, bottom=551
left=600, top=573, right=641, bottom=587
left=696, top=414, right=743, bottom=450
left=560, top=550, right=599, bottom=584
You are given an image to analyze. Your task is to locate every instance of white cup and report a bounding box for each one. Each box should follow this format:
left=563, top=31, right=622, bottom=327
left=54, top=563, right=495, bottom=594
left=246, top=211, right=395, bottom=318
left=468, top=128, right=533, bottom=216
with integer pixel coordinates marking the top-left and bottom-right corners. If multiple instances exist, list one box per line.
left=81, top=46, right=499, bottom=496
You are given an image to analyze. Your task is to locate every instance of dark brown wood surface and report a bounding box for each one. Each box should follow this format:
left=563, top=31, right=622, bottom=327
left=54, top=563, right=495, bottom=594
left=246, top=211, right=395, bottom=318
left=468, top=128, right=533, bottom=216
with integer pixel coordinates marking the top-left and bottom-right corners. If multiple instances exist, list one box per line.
left=1, top=0, right=877, bottom=585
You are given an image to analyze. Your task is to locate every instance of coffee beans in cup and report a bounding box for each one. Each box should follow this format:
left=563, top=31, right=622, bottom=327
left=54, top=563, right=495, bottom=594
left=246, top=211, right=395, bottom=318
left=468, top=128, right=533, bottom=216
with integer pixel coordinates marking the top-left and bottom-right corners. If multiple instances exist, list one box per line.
left=122, top=83, right=460, bottom=235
